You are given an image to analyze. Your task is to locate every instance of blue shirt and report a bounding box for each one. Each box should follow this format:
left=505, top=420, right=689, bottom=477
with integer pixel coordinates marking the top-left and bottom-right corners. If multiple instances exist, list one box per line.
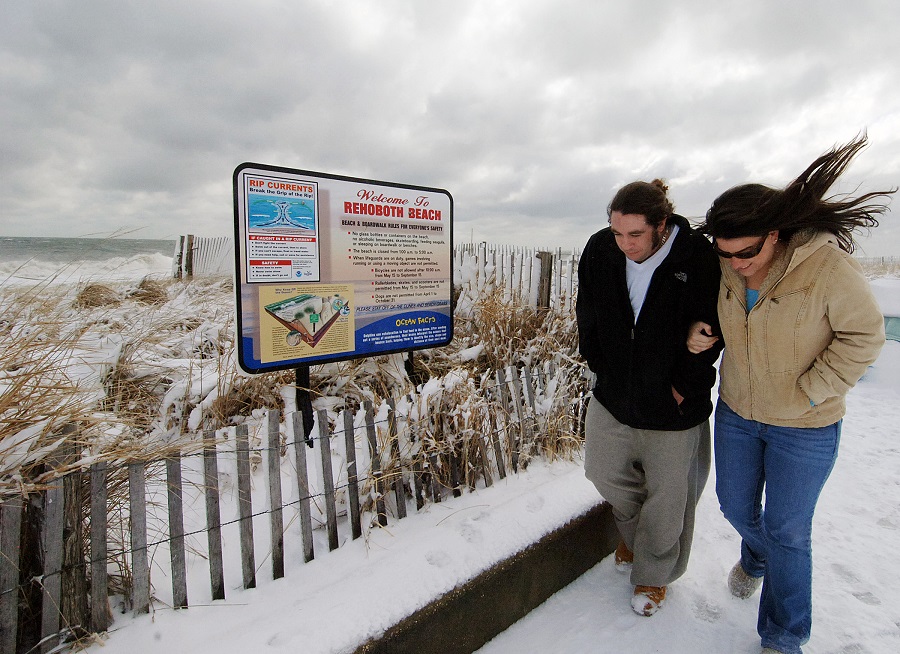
left=746, top=288, right=759, bottom=311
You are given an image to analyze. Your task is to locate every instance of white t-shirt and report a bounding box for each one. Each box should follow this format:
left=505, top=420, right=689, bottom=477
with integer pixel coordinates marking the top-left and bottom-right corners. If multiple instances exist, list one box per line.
left=625, top=224, right=679, bottom=321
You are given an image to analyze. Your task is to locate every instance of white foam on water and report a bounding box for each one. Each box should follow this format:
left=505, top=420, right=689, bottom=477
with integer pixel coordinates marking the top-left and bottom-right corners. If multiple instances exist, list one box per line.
left=0, top=252, right=174, bottom=287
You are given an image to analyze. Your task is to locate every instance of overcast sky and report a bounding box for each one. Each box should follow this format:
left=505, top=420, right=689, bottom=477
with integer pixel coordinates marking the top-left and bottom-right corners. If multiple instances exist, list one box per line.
left=3, top=0, right=900, bottom=255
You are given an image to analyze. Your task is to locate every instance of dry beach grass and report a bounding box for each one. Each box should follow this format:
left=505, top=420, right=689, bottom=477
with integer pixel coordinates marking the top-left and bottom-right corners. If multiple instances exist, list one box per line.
left=0, top=269, right=587, bottom=498
left=1, top=269, right=590, bottom=648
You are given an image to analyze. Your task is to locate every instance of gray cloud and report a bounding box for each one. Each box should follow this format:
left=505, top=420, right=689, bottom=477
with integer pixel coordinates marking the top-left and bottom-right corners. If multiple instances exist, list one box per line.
left=2, top=0, right=898, bottom=254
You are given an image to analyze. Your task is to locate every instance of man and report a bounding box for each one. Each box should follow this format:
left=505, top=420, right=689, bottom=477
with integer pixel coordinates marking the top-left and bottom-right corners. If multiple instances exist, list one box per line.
left=576, top=179, right=722, bottom=616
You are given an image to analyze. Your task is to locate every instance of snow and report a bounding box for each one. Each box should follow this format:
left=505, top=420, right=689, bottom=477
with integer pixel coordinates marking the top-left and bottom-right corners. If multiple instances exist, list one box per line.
left=94, top=340, right=900, bottom=653
left=480, top=343, right=900, bottom=654
left=870, top=277, right=900, bottom=317
left=5, top=253, right=896, bottom=654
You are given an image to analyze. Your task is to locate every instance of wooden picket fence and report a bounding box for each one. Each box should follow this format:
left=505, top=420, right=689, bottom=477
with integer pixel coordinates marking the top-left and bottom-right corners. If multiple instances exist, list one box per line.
left=172, top=235, right=233, bottom=279
left=856, top=255, right=900, bottom=267
left=454, top=243, right=579, bottom=311
left=0, top=361, right=591, bottom=654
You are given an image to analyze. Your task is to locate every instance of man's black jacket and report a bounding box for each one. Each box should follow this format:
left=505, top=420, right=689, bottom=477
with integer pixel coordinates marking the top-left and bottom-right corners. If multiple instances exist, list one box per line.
left=576, top=214, right=723, bottom=431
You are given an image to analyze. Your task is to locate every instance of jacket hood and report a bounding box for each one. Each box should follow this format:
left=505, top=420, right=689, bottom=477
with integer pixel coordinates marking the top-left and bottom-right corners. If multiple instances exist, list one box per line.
left=721, top=229, right=837, bottom=296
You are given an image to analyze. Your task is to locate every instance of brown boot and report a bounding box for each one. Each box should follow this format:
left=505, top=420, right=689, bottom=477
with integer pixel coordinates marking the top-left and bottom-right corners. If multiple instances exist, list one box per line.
left=632, top=585, right=666, bottom=616
left=614, top=540, right=634, bottom=572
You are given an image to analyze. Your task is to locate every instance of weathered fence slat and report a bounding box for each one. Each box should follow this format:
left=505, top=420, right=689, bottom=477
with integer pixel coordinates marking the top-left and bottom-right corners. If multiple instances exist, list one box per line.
left=128, top=462, right=150, bottom=616
left=509, top=366, right=532, bottom=467
left=184, top=234, right=195, bottom=277
left=449, top=450, right=462, bottom=498
left=475, top=426, right=493, bottom=488
left=428, top=452, right=442, bottom=503
left=1, top=497, right=23, bottom=654
left=407, top=399, right=426, bottom=510
left=495, top=368, right=517, bottom=473
left=342, top=410, right=362, bottom=540
left=316, top=410, right=340, bottom=551
left=523, top=366, right=538, bottom=418
left=364, top=402, right=389, bottom=525
left=234, top=424, right=256, bottom=589
left=412, top=454, right=426, bottom=510
left=90, top=462, right=109, bottom=632
left=40, top=474, right=65, bottom=652
left=165, top=456, right=188, bottom=609
left=290, top=413, right=314, bottom=563
left=266, top=410, right=285, bottom=580
left=487, top=408, right=506, bottom=481
left=387, top=398, right=407, bottom=519
left=537, top=250, right=553, bottom=310
left=446, top=414, right=462, bottom=498
left=203, top=429, right=226, bottom=601
left=173, top=236, right=185, bottom=279
left=458, top=415, right=478, bottom=492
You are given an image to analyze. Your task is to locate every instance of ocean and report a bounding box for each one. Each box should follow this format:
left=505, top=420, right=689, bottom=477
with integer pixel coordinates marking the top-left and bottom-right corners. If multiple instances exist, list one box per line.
left=0, top=236, right=176, bottom=284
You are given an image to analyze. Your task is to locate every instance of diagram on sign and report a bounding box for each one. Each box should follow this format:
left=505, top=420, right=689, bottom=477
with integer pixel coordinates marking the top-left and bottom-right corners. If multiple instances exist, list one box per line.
left=264, top=292, right=350, bottom=347
left=249, top=196, right=316, bottom=230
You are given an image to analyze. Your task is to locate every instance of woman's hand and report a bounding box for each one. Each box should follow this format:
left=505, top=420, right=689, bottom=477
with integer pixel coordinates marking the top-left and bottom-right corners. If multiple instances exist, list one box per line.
left=687, top=321, right=719, bottom=354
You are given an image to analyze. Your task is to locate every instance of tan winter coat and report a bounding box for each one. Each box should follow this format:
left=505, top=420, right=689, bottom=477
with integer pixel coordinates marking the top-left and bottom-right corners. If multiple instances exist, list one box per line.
left=717, top=230, right=885, bottom=428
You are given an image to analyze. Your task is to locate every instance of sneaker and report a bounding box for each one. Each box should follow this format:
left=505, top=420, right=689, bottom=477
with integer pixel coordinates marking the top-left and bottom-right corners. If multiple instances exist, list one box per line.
left=614, top=540, right=634, bottom=572
left=728, top=560, right=763, bottom=599
left=631, top=585, right=666, bottom=616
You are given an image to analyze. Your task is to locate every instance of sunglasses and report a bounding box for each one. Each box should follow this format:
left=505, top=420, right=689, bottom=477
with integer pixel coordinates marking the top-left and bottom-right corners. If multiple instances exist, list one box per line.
left=713, top=236, right=767, bottom=259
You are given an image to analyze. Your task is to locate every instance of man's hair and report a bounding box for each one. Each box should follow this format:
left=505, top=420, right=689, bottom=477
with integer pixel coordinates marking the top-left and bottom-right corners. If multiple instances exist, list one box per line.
left=607, top=179, right=674, bottom=228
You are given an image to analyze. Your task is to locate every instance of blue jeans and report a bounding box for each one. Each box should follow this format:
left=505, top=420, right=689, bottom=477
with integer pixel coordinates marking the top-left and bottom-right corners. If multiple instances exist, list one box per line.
left=714, top=401, right=840, bottom=654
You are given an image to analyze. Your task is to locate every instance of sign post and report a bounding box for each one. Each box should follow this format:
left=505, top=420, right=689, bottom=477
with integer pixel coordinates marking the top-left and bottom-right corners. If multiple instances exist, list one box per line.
left=233, top=163, right=454, bottom=376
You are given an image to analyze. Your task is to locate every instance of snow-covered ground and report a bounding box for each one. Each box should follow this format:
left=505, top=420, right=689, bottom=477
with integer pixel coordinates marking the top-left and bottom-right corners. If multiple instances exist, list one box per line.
left=95, top=339, right=900, bottom=652
left=4, top=253, right=897, bottom=654
left=478, top=340, right=900, bottom=654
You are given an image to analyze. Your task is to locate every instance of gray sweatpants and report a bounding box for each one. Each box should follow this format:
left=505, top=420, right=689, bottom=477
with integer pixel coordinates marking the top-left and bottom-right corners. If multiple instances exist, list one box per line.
left=584, top=397, right=710, bottom=586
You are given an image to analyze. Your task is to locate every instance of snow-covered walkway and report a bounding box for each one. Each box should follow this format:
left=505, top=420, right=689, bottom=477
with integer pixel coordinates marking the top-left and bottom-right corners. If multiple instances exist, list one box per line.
left=478, top=341, right=900, bottom=654
left=97, top=343, right=900, bottom=654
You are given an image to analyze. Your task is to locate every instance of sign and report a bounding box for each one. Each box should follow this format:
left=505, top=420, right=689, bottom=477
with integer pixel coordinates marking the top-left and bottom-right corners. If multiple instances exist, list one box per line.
left=233, top=163, right=453, bottom=374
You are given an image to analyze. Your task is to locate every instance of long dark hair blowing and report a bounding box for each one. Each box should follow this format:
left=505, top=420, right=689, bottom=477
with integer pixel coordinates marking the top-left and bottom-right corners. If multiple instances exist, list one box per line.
left=699, top=134, right=895, bottom=252
left=607, top=179, right=674, bottom=228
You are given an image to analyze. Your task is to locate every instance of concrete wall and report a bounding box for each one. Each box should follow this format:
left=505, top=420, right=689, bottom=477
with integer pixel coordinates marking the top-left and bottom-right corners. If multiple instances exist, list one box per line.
left=355, top=502, right=617, bottom=654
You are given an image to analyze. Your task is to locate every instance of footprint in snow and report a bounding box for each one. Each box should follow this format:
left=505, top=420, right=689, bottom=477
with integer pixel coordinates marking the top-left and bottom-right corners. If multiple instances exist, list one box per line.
left=851, top=590, right=881, bottom=606
left=831, top=564, right=882, bottom=606
left=692, top=598, right=723, bottom=622
left=425, top=550, right=452, bottom=568
left=459, top=521, right=483, bottom=545
left=526, top=495, right=545, bottom=512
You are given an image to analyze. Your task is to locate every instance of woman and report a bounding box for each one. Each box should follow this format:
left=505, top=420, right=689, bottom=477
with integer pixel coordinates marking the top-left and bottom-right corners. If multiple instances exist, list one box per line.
left=688, top=135, right=891, bottom=654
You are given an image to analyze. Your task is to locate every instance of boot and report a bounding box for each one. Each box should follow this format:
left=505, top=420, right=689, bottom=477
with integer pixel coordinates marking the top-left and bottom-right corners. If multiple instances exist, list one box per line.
left=632, top=585, right=666, bottom=616
left=728, top=560, right=763, bottom=599
left=614, top=540, right=634, bottom=572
